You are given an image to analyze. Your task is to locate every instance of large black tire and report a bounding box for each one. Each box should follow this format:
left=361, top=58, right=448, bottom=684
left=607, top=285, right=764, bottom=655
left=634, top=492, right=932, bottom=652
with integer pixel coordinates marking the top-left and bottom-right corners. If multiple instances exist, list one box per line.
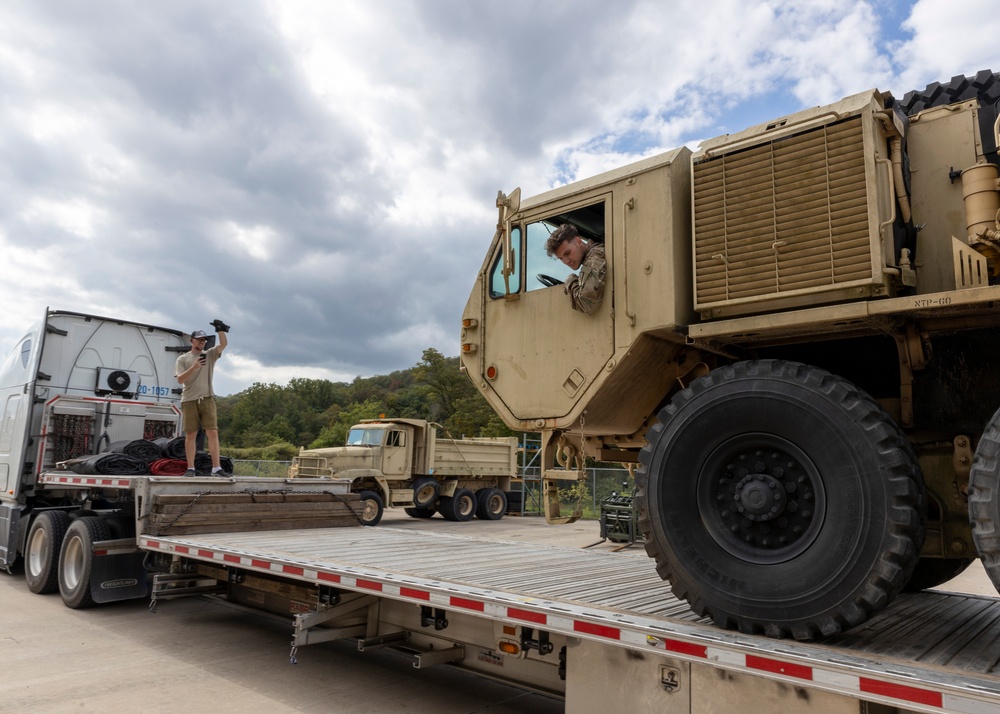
left=969, top=405, right=1000, bottom=593
left=357, top=490, right=384, bottom=527
left=475, top=487, right=507, bottom=521
left=637, top=360, right=925, bottom=640
left=899, top=69, right=999, bottom=115
left=410, top=477, right=440, bottom=509
left=25, top=511, right=71, bottom=594
left=59, top=516, right=111, bottom=609
left=903, top=557, right=976, bottom=592
left=438, top=488, right=476, bottom=522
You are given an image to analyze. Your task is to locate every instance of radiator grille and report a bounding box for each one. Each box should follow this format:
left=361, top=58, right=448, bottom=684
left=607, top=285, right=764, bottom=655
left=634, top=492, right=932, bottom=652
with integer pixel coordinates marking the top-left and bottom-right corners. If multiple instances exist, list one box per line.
left=694, top=116, right=875, bottom=311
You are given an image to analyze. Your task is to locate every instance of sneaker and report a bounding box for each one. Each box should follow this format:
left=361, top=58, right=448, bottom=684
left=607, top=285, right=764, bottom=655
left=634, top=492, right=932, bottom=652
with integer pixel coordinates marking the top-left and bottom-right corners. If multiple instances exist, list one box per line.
left=184, top=468, right=197, bottom=477
left=210, top=467, right=232, bottom=476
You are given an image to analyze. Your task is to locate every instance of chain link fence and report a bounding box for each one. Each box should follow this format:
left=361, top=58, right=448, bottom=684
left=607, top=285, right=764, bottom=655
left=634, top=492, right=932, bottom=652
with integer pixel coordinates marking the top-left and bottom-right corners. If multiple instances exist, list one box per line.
left=511, top=466, right=634, bottom=519
left=231, top=460, right=293, bottom=478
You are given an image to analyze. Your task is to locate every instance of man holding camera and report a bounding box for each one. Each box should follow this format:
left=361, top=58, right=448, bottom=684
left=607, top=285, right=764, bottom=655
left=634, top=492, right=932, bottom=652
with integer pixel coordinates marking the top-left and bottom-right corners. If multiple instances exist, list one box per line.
left=175, top=319, right=230, bottom=475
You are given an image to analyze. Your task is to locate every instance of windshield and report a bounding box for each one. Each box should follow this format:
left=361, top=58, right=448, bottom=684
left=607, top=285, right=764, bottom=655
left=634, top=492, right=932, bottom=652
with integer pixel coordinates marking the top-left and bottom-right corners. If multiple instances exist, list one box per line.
left=346, top=427, right=385, bottom=446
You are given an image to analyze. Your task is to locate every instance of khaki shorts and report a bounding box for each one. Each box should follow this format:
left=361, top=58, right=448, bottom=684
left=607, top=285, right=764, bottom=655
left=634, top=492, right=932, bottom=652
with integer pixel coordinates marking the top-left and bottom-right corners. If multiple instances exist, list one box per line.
left=182, top=397, right=218, bottom=433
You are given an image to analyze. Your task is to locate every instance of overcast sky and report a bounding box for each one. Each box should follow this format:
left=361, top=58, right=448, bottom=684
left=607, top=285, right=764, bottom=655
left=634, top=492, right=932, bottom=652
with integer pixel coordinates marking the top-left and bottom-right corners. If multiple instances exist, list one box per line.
left=1, top=0, right=997, bottom=396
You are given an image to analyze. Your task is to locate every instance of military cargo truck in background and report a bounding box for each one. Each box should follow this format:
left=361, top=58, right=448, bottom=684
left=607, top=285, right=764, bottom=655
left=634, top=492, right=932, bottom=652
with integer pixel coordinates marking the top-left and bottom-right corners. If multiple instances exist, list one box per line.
left=460, top=70, right=1000, bottom=640
left=290, top=418, right=518, bottom=525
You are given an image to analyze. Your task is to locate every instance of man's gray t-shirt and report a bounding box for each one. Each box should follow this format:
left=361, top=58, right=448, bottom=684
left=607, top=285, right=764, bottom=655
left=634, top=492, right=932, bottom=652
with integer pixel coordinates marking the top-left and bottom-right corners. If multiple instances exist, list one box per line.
left=175, top=346, right=221, bottom=402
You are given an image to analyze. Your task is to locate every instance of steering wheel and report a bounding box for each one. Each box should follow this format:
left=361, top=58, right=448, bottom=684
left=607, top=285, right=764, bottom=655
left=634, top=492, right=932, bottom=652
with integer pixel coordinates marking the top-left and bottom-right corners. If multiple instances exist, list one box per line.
left=536, top=273, right=564, bottom=288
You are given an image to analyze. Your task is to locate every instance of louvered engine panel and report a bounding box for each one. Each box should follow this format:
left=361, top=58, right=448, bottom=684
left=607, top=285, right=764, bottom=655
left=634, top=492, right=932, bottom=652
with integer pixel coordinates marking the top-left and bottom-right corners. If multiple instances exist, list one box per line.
left=694, top=115, right=885, bottom=317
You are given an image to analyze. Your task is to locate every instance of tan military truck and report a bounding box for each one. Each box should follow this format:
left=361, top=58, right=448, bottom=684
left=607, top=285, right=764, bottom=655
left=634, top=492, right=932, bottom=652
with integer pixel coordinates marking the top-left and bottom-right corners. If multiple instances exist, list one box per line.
left=290, top=418, right=518, bottom=526
left=460, top=70, right=1000, bottom=640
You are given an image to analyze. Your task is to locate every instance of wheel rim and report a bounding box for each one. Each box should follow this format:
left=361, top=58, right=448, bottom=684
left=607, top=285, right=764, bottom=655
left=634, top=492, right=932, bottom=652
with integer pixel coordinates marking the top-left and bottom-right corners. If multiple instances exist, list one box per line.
left=487, top=494, right=504, bottom=515
left=362, top=499, right=378, bottom=522
left=459, top=495, right=475, bottom=518
left=62, top=534, right=85, bottom=590
left=697, top=433, right=826, bottom=564
left=414, top=482, right=437, bottom=507
left=27, top=528, right=48, bottom=578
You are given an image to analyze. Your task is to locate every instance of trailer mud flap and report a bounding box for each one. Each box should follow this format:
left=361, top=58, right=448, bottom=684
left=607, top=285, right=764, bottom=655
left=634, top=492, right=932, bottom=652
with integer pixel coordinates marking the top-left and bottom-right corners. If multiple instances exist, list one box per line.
left=90, top=548, right=150, bottom=604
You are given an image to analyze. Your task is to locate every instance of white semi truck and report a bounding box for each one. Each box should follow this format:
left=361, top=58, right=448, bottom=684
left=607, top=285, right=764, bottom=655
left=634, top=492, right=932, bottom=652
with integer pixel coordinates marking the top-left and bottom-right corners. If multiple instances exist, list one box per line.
left=0, top=308, right=356, bottom=606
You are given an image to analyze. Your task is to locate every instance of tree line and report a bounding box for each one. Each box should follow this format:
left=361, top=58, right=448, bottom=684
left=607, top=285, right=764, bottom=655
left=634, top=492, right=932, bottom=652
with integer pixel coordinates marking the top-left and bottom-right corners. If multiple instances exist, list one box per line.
left=216, top=348, right=515, bottom=460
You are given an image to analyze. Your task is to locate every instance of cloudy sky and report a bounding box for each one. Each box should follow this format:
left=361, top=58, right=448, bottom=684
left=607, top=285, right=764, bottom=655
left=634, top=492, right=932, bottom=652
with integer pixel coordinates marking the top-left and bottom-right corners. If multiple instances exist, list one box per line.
left=1, top=0, right=996, bottom=396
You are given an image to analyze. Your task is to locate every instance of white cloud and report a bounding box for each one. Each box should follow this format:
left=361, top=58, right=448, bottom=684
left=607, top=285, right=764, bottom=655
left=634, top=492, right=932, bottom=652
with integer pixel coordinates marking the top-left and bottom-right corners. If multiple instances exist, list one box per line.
left=0, top=0, right=991, bottom=396
left=894, top=0, right=1000, bottom=91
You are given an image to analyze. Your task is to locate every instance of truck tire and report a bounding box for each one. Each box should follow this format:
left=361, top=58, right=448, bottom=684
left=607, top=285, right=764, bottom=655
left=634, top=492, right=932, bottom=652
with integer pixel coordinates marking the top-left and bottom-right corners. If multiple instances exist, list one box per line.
left=898, top=69, right=999, bottom=163
left=404, top=506, right=436, bottom=518
left=25, top=511, right=71, bottom=594
left=637, top=360, right=925, bottom=640
left=968, top=405, right=1000, bottom=594
left=903, top=557, right=975, bottom=592
left=899, top=69, right=999, bottom=115
left=358, top=490, right=384, bottom=527
left=476, top=487, right=507, bottom=520
left=59, top=516, right=111, bottom=609
left=438, top=488, right=476, bottom=522
left=410, top=477, right=440, bottom=509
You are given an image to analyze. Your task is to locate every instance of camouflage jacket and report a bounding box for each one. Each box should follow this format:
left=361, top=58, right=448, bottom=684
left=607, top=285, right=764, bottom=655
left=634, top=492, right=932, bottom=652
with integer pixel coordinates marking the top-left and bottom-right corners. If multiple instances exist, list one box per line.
left=565, top=242, right=606, bottom=314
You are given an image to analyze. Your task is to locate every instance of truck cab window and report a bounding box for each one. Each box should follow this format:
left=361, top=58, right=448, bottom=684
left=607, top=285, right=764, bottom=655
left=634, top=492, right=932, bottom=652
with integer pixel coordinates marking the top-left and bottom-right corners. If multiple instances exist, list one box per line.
left=386, top=430, right=404, bottom=447
left=347, top=427, right=384, bottom=446
left=524, top=201, right=606, bottom=293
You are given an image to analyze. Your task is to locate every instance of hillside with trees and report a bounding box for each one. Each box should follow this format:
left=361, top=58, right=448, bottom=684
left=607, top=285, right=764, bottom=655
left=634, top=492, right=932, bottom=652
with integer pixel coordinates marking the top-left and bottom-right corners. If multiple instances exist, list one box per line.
left=216, top=349, right=515, bottom=460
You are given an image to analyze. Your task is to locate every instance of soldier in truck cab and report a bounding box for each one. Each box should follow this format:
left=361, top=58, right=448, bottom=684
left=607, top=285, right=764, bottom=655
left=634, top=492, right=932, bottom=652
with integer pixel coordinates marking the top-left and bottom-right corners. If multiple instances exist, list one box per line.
left=545, top=223, right=606, bottom=314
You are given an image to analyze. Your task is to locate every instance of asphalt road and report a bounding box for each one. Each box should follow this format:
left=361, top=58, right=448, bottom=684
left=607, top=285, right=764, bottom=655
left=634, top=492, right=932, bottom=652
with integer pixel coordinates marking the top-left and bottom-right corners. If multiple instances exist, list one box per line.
left=1, top=510, right=993, bottom=713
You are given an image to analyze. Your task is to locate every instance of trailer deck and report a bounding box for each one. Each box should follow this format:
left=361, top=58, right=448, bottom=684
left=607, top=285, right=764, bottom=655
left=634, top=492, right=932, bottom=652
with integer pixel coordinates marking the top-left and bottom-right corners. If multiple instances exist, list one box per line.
left=140, top=526, right=1000, bottom=714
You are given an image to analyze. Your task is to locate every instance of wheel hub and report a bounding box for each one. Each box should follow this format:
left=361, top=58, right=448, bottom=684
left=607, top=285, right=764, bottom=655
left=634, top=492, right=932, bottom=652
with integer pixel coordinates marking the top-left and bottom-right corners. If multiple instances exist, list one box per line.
left=733, top=472, right=784, bottom=520
left=699, top=437, right=825, bottom=564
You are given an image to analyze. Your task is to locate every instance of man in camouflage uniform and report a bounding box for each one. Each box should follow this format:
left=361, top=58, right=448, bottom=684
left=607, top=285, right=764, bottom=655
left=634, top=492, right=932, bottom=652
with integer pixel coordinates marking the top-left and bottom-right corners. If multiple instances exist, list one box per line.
left=544, top=223, right=607, bottom=314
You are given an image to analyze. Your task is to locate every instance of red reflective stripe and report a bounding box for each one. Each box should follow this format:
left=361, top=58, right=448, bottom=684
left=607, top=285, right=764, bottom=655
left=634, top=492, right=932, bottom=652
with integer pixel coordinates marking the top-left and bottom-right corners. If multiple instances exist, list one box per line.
left=318, top=572, right=341, bottom=583
left=357, top=579, right=383, bottom=592
left=94, top=549, right=109, bottom=556
left=175, top=545, right=189, bottom=554
left=508, top=607, right=546, bottom=624
left=146, top=540, right=162, bottom=549
left=860, top=678, right=943, bottom=708
left=223, top=554, right=240, bottom=563
left=251, top=559, right=269, bottom=569
left=198, top=549, right=214, bottom=558
left=662, top=639, right=707, bottom=658
left=283, top=565, right=304, bottom=576
left=400, top=587, right=430, bottom=601
left=574, top=621, right=621, bottom=640
left=451, top=596, right=485, bottom=612
left=747, top=654, right=812, bottom=681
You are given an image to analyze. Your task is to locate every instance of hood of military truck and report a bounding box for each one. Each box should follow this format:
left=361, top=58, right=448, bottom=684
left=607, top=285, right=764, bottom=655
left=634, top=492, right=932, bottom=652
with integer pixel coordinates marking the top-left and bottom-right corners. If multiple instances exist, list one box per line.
left=298, top=446, right=377, bottom=473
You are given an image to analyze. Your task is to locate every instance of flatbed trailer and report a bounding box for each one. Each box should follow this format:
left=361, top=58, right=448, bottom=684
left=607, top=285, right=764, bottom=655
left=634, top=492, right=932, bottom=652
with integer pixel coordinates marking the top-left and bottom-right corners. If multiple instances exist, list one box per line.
left=138, top=523, right=1000, bottom=713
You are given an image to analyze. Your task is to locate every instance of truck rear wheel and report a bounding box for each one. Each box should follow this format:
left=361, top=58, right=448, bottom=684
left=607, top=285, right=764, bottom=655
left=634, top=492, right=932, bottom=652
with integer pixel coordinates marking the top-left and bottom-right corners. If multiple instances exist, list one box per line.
left=439, top=488, right=476, bottom=522
left=410, top=477, right=440, bottom=509
left=25, top=511, right=71, bottom=594
left=59, top=516, right=111, bottom=609
left=968, top=405, right=1000, bottom=594
left=476, top=488, right=507, bottom=520
left=358, top=490, right=384, bottom=527
left=637, top=360, right=925, bottom=640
